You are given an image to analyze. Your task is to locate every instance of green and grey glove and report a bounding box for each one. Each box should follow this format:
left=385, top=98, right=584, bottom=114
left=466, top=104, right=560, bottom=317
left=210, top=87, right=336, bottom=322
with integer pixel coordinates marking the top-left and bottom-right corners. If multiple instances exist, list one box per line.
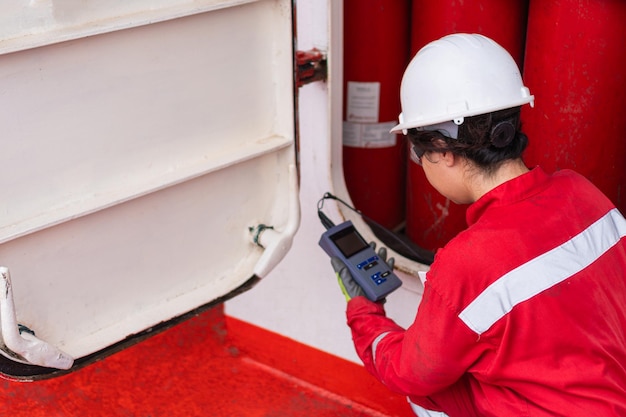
left=331, top=243, right=394, bottom=302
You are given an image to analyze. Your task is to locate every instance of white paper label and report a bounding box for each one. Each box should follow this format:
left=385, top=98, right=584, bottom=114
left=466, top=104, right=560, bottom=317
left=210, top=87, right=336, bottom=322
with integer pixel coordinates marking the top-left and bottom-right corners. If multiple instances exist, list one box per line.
left=343, top=121, right=397, bottom=148
left=346, top=81, right=380, bottom=123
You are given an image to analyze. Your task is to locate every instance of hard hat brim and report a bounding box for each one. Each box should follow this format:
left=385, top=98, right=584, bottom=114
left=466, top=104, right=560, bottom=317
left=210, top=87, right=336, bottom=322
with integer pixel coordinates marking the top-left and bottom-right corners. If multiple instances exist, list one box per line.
left=390, top=96, right=535, bottom=134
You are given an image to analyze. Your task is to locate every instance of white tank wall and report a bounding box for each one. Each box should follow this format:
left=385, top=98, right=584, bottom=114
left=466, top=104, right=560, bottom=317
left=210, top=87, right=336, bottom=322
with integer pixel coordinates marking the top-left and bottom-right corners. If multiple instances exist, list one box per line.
left=225, top=0, right=424, bottom=363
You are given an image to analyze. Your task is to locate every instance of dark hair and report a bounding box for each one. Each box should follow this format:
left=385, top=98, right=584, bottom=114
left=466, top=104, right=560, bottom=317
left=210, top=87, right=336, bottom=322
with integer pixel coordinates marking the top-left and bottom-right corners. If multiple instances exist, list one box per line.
left=407, top=107, right=528, bottom=173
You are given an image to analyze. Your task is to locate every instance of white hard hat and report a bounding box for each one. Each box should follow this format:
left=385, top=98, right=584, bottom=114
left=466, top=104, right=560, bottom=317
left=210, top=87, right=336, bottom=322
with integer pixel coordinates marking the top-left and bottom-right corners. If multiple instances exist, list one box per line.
left=390, top=33, right=534, bottom=134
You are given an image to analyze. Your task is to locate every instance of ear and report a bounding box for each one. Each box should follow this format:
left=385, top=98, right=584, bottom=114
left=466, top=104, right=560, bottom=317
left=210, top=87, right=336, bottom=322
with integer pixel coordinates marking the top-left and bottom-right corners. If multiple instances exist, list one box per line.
left=441, top=150, right=456, bottom=167
left=431, top=138, right=457, bottom=167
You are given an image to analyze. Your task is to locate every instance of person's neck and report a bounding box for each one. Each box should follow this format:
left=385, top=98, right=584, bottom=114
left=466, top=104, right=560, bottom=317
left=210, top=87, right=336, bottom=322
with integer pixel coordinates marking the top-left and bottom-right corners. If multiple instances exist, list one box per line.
left=470, top=159, right=529, bottom=201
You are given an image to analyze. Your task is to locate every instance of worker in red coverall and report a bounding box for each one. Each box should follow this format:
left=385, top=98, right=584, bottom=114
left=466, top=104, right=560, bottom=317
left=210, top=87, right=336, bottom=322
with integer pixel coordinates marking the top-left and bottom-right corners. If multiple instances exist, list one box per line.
left=330, top=33, right=626, bottom=417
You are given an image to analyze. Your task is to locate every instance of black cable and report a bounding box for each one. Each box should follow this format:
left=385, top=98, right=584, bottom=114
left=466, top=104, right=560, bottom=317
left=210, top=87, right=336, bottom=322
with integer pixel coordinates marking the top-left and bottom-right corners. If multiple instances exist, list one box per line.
left=317, top=193, right=336, bottom=230
left=318, top=210, right=335, bottom=230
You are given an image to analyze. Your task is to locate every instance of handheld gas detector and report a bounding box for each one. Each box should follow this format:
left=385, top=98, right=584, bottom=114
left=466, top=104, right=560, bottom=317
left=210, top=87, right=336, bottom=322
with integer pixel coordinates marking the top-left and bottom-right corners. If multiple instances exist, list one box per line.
left=317, top=194, right=402, bottom=301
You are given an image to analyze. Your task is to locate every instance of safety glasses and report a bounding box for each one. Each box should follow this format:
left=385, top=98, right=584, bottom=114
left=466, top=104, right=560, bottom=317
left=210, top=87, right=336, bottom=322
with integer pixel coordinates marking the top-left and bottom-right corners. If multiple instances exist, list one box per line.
left=409, top=144, right=426, bottom=166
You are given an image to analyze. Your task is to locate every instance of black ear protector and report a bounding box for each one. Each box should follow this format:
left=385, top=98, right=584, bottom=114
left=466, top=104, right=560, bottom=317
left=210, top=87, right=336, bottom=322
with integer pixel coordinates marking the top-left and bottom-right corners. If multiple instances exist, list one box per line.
left=490, top=120, right=516, bottom=148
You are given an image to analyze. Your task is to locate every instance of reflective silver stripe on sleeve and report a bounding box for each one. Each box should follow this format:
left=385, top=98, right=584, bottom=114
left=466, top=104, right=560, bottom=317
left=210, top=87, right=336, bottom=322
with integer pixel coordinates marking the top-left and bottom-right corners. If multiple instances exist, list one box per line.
left=459, top=208, right=626, bottom=335
left=372, top=331, right=391, bottom=364
left=408, top=399, right=451, bottom=417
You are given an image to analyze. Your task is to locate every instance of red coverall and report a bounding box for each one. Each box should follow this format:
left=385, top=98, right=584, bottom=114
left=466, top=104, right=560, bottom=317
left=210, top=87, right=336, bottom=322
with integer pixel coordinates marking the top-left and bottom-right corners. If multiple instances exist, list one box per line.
left=347, top=167, right=626, bottom=416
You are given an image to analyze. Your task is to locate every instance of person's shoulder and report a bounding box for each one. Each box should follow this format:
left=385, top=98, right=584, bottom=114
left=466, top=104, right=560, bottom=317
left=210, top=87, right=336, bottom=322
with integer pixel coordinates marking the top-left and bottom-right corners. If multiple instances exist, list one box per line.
left=552, top=168, right=594, bottom=185
left=551, top=168, right=613, bottom=203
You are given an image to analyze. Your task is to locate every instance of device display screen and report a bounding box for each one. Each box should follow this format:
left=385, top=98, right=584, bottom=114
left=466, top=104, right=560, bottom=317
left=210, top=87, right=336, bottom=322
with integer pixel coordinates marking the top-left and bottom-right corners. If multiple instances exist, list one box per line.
left=330, top=226, right=369, bottom=258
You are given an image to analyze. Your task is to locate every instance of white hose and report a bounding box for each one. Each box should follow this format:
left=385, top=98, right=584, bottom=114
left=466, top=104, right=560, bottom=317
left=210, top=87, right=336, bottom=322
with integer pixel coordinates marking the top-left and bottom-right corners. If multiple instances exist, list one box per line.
left=0, top=266, right=74, bottom=370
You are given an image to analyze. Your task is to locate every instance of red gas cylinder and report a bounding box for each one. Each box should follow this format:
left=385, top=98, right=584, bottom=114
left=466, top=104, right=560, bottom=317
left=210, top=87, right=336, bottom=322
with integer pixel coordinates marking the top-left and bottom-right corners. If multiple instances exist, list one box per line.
left=522, top=0, right=626, bottom=213
left=406, top=0, right=529, bottom=252
left=342, top=0, right=411, bottom=230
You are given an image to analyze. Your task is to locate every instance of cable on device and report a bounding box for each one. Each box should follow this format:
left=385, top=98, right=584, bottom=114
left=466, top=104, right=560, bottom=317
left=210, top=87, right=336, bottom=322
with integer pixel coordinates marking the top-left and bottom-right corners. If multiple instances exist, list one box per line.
left=316, top=192, right=434, bottom=265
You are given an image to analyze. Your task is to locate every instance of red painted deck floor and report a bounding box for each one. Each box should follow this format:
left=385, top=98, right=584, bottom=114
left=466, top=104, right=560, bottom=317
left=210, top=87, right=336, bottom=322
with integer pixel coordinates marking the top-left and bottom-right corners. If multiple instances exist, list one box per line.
left=0, top=305, right=412, bottom=416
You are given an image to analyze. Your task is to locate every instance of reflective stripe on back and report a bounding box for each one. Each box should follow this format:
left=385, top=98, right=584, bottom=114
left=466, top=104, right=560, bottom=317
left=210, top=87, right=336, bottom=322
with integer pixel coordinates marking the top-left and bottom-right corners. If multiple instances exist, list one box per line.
left=459, top=208, right=626, bottom=334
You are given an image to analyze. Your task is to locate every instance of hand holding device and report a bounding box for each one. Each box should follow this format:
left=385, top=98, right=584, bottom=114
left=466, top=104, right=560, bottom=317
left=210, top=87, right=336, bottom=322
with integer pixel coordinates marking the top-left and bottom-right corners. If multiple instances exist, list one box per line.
left=319, top=221, right=402, bottom=302
left=332, top=242, right=396, bottom=302
left=332, top=256, right=365, bottom=301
